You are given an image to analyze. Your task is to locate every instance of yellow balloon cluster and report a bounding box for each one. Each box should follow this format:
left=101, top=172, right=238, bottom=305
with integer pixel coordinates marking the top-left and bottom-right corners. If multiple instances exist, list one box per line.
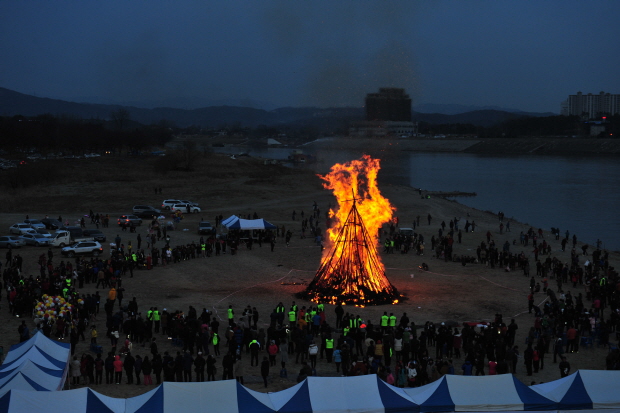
left=35, top=295, right=73, bottom=321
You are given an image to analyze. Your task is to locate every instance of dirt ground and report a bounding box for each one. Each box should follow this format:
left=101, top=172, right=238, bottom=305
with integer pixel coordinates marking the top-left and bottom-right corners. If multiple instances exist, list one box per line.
left=0, top=153, right=617, bottom=398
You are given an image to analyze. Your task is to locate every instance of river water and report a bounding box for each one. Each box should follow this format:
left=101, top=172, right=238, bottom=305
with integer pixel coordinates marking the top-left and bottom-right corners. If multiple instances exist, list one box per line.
left=215, top=142, right=620, bottom=251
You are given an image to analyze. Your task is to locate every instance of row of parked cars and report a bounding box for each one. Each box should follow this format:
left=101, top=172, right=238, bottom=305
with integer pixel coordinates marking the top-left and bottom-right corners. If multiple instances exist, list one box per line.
left=2, top=219, right=106, bottom=250
left=117, top=200, right=202, bottom=227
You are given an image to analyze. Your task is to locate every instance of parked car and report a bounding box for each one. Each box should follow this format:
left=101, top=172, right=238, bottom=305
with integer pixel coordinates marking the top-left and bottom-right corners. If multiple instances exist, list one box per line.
left=133, top=205, right=161, bottom=215
left=9, top=223, right=34, bottom=235
left=82, top=229, right=107, bottom=242
left=19, top=233, right=52, bottom=246
left=35, top=228, right=53, bottom=238
left=170, top=203, right=201, bottom=213
left=179, top=199, right=200, bottom=208
left=24, top=219, right=46, bottom=229
left=0, top=236, right=24, bottom=248
left=61, top=241, right=103, bottom=257
left=51, top=230, right=94, bottom=247
left=161, top=199, right=182, bottom=210
left=41, top=218, right=63, bottom=230
left=117, top=215, right=143, bottom=227
left=198, top=221, right=214, bottom=235
left=133, top=205, right=161, bottom=219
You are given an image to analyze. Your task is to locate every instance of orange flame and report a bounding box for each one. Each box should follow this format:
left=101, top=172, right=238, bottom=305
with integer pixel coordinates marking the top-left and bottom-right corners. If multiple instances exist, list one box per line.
left=300, top=155, right=399, bottom=306
left=321, top=155, right=394, bottom=250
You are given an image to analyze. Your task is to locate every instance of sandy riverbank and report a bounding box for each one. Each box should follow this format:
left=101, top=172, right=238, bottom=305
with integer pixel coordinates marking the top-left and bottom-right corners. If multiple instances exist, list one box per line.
left=0, top=154, right=617, bottom=398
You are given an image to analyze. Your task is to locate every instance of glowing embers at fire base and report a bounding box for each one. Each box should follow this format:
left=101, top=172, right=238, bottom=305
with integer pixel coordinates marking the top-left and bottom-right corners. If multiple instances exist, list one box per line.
left=300, top=155, right=400, bottom=306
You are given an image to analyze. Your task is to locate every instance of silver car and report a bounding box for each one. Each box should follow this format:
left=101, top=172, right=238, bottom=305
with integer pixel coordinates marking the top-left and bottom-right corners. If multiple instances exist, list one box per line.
left=0, top=236, right=25, bottom=248
left=24, top=219, right=46, bottom=229
left=9, top=223, right=33, bottom=235
left=19, top=233, right=52, bottom=246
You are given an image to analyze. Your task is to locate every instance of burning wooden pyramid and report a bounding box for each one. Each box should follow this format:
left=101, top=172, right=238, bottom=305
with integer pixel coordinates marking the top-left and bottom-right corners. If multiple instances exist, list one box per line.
left=299, top=155, right=400, bottom=306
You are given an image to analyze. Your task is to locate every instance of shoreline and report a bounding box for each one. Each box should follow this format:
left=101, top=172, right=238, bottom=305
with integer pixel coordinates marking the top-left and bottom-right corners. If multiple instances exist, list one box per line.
left=0, top=154, right=617, bottom=398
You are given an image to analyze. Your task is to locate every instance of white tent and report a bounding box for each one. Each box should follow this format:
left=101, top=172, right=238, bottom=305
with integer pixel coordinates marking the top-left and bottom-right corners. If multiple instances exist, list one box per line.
left=0, top=332, right=70, bottom=395
left=221, top=215, right=277, bottom=230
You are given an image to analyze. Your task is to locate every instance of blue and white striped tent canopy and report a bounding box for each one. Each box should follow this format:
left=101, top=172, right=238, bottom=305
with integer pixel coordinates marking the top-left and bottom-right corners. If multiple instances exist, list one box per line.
left=0, top=332, right=70, bottom=395
left=531, top=370, right=620, bottom=411
left=1, top=372, right=620, bottom=412
left=0, top=388, right=124, bottom=413
left=125, top=380, right=276, bottom=413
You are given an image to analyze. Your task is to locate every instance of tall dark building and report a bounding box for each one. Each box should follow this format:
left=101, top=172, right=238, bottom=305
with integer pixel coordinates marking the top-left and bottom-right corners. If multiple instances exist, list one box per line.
left=365, top=88, right=412, bottom=122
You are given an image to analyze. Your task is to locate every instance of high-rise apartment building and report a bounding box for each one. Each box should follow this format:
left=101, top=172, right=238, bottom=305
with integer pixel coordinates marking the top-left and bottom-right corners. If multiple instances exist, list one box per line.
left=365, top=88, right=412, bottom=121
left=561, top=91, right=620, bottom=118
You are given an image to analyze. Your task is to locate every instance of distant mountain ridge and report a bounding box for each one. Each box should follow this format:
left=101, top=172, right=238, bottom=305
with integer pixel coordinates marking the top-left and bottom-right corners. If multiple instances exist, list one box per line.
left=414, top=102, right=557, bottom=116
left=0, top=87, right=552, bottom=129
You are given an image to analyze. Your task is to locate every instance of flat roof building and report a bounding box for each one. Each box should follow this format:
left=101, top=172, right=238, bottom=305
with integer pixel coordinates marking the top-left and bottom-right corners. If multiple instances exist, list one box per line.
left=562, top=91, right=620, bottom=118
left=365, top=88, right=412, bottom=122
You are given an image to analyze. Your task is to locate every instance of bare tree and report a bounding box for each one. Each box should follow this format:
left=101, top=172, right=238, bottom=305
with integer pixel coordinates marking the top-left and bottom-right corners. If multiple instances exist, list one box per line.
left=110, top=108, right=131, bottom=131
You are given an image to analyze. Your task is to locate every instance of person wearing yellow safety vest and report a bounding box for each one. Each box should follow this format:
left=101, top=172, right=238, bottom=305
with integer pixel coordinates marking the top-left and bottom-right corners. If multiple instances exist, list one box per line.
left=211, top=331, right=220, bottom=356
left=288, top=309, right=297, bottom=327
left=381, top=311, right=389, bottom=333
left=227, top=305, right=235, bottom=326
left=389, top=313, right=397, bottom=328
left=146, top=308, right=154, bottom=332
left=304, top=311, right=312, bottom=331
left=249, top=338, right=261, bottom=366
left=153, top=307, right=161, bottom=333
left=276, top=302, right=286, bottom=326
left=324, top=335, right=335, bottom=362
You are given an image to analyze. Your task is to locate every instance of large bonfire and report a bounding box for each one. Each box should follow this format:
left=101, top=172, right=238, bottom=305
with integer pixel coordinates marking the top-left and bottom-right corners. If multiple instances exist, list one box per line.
left=299, top=155, right=400, bottom=306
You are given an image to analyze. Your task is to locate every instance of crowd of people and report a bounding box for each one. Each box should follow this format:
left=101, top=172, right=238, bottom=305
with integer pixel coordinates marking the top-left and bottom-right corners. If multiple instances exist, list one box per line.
left=2, top=205, right=619, bottom=390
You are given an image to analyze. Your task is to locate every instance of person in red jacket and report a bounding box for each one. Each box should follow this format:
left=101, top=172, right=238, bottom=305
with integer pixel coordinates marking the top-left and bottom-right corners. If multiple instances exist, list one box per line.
left=113, top=355, right=123, bottom=384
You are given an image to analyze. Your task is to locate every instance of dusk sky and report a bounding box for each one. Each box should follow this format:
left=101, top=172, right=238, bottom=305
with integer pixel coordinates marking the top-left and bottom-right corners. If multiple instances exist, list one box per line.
left=1, top=1, right=619, bottom=113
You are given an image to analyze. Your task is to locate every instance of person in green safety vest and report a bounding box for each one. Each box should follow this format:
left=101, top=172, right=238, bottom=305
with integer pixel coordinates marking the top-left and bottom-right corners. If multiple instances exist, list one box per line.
left=147, top=308, right=154, bottom=331
left=227, top=305, right=234, bottom=326
left=381, top=312, right=389, bottom=332
left=317, top=303, right=324, bottom=313
left=325, top=336, right=335, bottom=362
left=249, top=339, right=260, bottom=366
left=288, top=310, right=297, bottom=327
left=389, top=313, right=397, bottom=327
left=62, top=287, right=69, bottom=298
left=290, top=301, right=298, bottom=316
left=343, top=326, right=350, bottom=337
left=212, top=332, right=220, bottom=356
left=201, top=243, right=206, bottom=258
left=153, top=308, right=161, bottom=333
left=349, top=317, right=358, bottom=329
left=276, top=302, right=285, bottom=325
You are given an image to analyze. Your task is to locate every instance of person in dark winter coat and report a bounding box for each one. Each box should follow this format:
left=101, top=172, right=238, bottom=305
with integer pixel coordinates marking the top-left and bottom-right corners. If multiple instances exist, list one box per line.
left=134, top=355, right=142, bottom=384
left=124, top=353, right=135, bottom=384
left=261, top=356, right=270, bottom=388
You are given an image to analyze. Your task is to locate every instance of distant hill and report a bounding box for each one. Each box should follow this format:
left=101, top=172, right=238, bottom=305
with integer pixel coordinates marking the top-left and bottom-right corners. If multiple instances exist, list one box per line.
left=414, top=102, right=557, bottom=117
left=0, top=87, right=553, bottom=129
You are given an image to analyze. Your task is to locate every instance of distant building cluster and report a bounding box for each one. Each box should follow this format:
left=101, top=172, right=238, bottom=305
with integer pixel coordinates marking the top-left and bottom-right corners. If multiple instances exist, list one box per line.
left=350, top=88, right=416, bottom=137
left=561, top=91, right=620, bottom=118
